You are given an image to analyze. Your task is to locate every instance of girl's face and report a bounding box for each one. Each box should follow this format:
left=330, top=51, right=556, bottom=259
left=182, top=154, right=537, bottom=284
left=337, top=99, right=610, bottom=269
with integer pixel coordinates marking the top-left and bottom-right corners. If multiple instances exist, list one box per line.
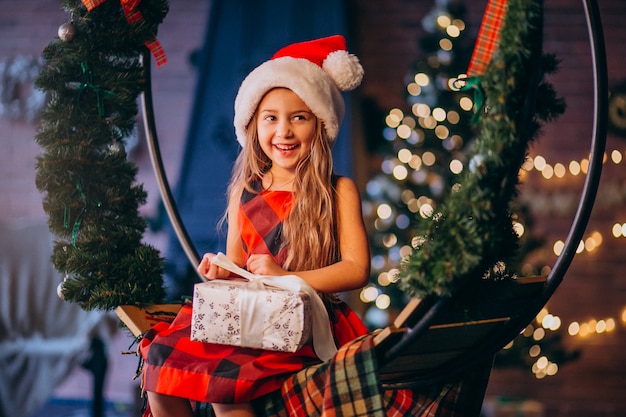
left=256, top=88, right=317, bottom=177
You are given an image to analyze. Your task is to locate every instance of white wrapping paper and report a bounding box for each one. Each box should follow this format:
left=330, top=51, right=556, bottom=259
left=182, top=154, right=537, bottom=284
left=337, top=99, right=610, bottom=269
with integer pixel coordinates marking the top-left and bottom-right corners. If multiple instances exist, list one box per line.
left=190, top=253, right=337, bottom=360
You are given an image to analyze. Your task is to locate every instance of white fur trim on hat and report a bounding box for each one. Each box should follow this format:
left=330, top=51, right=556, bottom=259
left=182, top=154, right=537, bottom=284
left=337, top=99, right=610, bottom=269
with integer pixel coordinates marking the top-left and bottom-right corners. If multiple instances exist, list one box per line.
left=233, top=35, right=363, bottom=148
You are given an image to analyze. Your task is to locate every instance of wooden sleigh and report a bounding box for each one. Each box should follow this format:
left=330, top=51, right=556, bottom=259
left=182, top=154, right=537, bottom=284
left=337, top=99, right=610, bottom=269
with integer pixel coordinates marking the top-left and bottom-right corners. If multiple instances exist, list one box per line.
left=117, top=0, right=608, bottom=414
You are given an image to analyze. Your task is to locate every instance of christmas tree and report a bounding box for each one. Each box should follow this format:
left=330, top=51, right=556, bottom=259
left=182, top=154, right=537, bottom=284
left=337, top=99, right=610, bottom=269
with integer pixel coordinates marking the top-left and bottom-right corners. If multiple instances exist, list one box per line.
left=361, top=0, right=476, bottom=327
left=34, top=0, right=169, bottom=310
left=361, top=0, right=578, bottom=378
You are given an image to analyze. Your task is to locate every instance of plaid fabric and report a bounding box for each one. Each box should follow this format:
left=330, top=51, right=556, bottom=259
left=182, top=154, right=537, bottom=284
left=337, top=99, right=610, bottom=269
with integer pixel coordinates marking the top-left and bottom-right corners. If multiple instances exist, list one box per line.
left=239, top=180, right=293, bottom=266
left=140, top=183, right=370, bottom=405
left=466, top=0, right=508, bottom=76
left=140, top=301, right=368, bottom=405
left=255, top=333, right=491, bottom=417
left=81, top=0, right=105, bottom=11
left=80, top=0, right=168, bottom=68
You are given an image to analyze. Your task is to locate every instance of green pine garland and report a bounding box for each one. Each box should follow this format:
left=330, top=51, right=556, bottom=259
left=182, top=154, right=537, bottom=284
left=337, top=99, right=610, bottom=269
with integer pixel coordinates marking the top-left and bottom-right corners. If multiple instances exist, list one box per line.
left=34, top=0, right=169, bottom=310
left=399, top=0, right=565, bottom=298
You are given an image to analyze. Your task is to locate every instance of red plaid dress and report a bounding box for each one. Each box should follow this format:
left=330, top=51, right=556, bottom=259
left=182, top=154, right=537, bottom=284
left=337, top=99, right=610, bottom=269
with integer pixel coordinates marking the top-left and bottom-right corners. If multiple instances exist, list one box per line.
left=139, top=181, right=369, bottom=404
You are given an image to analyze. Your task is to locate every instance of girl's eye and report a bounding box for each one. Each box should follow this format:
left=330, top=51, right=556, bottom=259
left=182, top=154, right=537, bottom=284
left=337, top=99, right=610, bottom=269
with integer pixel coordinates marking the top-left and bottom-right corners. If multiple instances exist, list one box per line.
left=264, top=115, right=276, bottom=122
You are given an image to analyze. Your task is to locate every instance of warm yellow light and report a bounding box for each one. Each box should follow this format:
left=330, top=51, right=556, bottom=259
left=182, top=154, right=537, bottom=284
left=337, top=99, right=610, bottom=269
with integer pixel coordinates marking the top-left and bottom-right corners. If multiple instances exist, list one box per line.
left=553, top=240, right=564, bottom=256
left=450, top=159, right=463, bottom=174
left=422, top=151, right=436, bottom=166
left=413, top=103, right=431, bottom=117
left=396, top=124, right=412, bottom=139
left=569, top=160, right=581, bottom=175
left=611, top=149, right=623, bottom=164
left=392, top=165, right=408, bottom=180
left=453, top=19, right=466, bottom=31
left=419, top=204, right=434, bottom=219
left=612, top=223, right=622, bottom=238
left=542, top=164, right=554, bottom=179
left=409, top=155, right=422, bottom=170
left=414, top=72, right=430, bottom=87
left=377, top=204, right=392, bottom=220
left=389, top=268, right=402, bottom=283
left=546, top=363, right=558, bottom=376
left=554, top=162, right=566, bottom=178
left=446, top=25, right=461, bottom=37
left=576, top=240, right=585, bottom=254
left=439, top=38, right=453, bottom=51
left=584, top=237, right=597, bottom=252
left=580, top=158, right=589, bottom=174
left=579, top=322, right=590, bottom=337
left=512, top=221, right=525, bottom=237
left=447, top=110, right=460, bottom=124
left=360, top=286, right=379, bottom=303
left=420, top=116, right=437, bottom=129
left=529, top=345, right=541, bottom=357
left=435, top=125, right=449, bottom=139
left=533, top=327, right=545, bottom=341
left=536, top=356, right=548, bottom=370
left=568, top=321, right=580, bottom=336
left=534, top=155, right=547, bottom=171
left=437, top=14, right=452, bottom=28
left=459, top=96, right=473, bottom=111
left=398, top=148, right=412, bottom=163
left=377, top=272, right=390, bottom=286
left=591, top=231, right=603, bottom=245
left=382, top=233, right=398, bottom=248
left=605, top=318, right=616, bottom=331
left=375, top=294, right=391, bottom=310
left=407, top=82, right=421, bottom=96
left=432, top=107, right=446, bottom=122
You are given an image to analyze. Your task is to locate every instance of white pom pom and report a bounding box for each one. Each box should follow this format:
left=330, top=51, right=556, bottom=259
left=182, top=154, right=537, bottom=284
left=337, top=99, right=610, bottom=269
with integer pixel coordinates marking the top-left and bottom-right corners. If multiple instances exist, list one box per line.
left=323, top=50, right=364, bottom=91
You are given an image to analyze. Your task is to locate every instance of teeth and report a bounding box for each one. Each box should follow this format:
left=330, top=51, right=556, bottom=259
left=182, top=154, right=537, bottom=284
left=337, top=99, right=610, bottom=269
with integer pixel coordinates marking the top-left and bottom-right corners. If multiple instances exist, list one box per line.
left=275, top=144, right=297, bottom=151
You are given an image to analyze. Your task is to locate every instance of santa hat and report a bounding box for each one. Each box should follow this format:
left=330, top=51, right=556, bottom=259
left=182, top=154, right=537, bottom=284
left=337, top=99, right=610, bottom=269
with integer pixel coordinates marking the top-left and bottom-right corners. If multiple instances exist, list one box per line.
left=234, top=35, right=364, bottom=147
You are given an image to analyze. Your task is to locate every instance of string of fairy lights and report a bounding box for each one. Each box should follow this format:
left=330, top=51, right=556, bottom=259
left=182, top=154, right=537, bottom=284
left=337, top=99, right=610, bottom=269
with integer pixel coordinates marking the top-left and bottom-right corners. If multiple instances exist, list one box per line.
left=359, top=3, right=624, bottom=378
left=363, top=102, right=626, bottom=376
left=364, top=80, right=625, bottom=379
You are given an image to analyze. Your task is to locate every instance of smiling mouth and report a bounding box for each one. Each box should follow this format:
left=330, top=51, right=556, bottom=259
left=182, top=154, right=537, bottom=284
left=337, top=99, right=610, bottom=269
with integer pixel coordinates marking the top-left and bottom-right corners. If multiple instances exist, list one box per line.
left=274, top=144, right=298, bottom=151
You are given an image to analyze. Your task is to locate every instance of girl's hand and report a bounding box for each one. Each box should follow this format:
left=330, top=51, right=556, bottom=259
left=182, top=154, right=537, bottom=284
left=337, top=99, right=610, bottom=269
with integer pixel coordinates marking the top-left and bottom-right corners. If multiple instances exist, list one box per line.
left=246, top=254, right=286, bottom=276
left=197, top=253, right=233, bottom=280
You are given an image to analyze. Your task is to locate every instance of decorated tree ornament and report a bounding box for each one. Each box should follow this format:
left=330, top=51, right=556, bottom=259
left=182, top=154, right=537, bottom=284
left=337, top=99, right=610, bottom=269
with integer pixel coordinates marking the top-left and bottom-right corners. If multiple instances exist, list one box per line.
left=108, top=140, right=124, bottom=155
left=56, top=276, right=68, bottom=300
left=57, top=22, right=76, bottom=42
left=57, top=282, right=65, bottom=299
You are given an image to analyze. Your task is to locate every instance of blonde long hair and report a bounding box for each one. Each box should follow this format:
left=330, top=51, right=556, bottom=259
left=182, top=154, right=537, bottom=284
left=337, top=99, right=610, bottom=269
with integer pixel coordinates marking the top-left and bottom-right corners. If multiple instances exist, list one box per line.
left=228, top=112, right=339, bottom=273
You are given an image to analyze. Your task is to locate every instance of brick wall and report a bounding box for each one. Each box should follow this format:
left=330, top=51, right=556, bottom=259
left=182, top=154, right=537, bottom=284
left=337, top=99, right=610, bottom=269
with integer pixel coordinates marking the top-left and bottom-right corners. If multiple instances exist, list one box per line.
left=2, top=0, right=625, bottom=414
left=352, top=1, right=626, bottom=415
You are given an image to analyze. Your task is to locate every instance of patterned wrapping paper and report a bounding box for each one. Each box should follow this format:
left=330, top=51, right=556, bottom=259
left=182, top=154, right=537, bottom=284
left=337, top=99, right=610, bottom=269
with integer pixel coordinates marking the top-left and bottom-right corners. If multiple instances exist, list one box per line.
left=191, top=279, right=312, bottom=352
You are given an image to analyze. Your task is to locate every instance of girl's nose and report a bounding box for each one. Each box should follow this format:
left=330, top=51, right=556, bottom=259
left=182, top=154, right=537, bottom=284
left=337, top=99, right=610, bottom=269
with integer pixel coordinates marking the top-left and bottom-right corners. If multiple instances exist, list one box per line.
left=276, top=121, right=293, bottom=138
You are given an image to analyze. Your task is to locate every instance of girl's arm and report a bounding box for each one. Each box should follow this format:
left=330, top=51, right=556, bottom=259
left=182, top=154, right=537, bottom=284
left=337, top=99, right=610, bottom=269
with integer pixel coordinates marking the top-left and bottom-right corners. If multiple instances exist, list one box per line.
left=246, top=176, right=370, bottom=293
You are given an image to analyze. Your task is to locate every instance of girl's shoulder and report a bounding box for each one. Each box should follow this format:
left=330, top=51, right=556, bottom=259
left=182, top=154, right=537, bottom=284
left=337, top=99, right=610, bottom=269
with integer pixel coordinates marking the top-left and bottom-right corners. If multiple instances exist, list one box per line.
left=333, top=175, right=361, bottom=200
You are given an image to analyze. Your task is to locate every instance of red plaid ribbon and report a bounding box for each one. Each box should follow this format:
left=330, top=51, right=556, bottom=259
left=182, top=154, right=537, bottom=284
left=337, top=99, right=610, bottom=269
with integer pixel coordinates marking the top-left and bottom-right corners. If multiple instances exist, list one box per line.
left=81, top=0, right=168, bottom=67
left=466, top=0, right=508, bottom=76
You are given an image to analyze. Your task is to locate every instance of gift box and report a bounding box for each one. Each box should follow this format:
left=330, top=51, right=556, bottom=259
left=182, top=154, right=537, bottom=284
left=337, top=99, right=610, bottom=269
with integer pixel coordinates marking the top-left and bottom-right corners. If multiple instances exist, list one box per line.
left=191, top=279, right=312, bottom=352
left=189, top=253, right=337, bottom=360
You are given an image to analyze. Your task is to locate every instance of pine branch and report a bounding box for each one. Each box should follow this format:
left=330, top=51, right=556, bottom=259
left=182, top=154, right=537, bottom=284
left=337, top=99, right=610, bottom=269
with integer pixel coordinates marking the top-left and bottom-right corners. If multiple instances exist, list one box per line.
left=34, top=0, right=169, bottom=310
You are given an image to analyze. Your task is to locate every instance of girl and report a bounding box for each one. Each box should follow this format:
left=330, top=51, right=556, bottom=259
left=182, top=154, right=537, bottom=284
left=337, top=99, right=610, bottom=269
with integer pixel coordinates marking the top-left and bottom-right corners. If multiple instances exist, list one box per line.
left=140, top=35, right=370, bottom=417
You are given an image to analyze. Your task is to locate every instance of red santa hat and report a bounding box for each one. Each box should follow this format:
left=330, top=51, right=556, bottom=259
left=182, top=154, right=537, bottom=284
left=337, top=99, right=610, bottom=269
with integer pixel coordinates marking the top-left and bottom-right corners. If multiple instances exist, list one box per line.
left=234, top=35, right=364, bottom=147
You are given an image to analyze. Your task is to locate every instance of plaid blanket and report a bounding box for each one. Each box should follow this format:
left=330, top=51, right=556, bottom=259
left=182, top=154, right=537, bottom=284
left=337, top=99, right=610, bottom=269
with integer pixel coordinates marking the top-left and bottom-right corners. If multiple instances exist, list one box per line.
left=246, top=333, right=491, bottom=417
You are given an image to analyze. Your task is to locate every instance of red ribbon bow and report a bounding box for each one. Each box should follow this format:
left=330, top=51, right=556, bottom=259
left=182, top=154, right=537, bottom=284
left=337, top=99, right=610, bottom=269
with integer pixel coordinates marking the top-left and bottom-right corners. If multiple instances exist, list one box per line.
left=466, top=0, right=507, bottom=77
left=81, top=0, right=168, bottom=68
